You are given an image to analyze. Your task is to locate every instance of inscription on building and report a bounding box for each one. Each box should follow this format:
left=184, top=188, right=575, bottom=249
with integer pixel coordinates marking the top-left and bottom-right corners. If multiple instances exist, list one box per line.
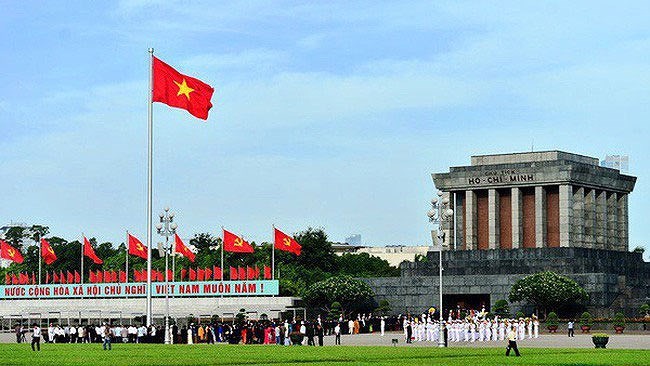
left=468, top=170, right=535, bottom=185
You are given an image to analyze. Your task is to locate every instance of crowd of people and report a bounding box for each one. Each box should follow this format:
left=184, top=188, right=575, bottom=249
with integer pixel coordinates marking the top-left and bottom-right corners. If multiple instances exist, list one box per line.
left=400, top=307, right=539, bottom=345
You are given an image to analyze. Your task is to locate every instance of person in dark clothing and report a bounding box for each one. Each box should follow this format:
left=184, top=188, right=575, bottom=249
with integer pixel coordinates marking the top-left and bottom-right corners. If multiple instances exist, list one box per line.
left=316, top=324, right=324, bottom=346
left=306, top=323, right=315, bottom=346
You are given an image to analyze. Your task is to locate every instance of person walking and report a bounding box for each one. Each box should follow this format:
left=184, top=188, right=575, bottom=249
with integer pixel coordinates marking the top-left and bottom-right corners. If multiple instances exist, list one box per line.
left=567, top=320, right=575, bottom=337
left=505, top=327, right=521, bottom=357
left=31, top=324, right=42, bottom=351
left=101, top=323, right=112, bottom=350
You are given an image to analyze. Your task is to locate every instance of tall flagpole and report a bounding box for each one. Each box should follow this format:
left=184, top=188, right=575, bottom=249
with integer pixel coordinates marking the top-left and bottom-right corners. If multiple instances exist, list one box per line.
left=80, top=234, right=84, bottom=284
left=220, top=227, right=224, bottom=281
left=271, top=225, right=275, bottom=280
left=126, top=231, right=129, bottom=284
left=146, top=48, right=155, bottom=326
left=38, top=234, right=42, bottom=285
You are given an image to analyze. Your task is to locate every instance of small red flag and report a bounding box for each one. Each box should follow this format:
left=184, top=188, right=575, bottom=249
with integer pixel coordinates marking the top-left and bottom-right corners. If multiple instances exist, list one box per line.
left=41, top=238, right=58, bottom=265
left=167, top=269, right=173, bottom=281
left=213, top=266, right=222, bottom=280
left=197, top=268, right=205, bottom=281
left=11, top=273, right=19, bottom=285
left=45, top=272, right=50, bottom=284
left=264, top=265, right=272, bottom=279
left=83, top=236, right=103, bottom=265
left=238, top=267, right=246, bottom=280
left=75, top=271, right=81, bottom=283
left=96, top=270, right=103, bottom=283
left=174, top=234, right=196, bottom=262
left=119, top=271, right=126, bottom=283
left=88, top=271, right=95, bottom=283
left=223, top=229, right=254, bottom=253
left=230, top=266, right=237, bottom=280
left=189, top=268, right=197, bottom=281
left=67, top=271, right=73, bottom=284
left=274, top=228, right=302, bottom=255
left=4, top=273, right=10, bottom=285
left=0, top=240, right=24, bottom=264
left=59, top=271, right=66, bottom=284
left=152, top=56, right=215, bottom=120
left=31, top=272, right=36, bottom=284
left=246, top=266, right=255, bottom=280
left=205, top=267, right=212, bottom=281
left=180, top=268, right=187, bottom=281
left=19, top=273, right=28, bottom=285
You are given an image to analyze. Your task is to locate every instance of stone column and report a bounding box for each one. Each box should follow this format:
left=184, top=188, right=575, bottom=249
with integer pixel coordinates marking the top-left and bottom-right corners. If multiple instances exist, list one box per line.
left=584, top=189, right=596, bottom=249
left=606, top=192, right=618, bottom=250
left=572, top=187, right=585, bottom=247
left=455, top=192, right=465, bottom=251
left=595, top=190, right=607, bottom=249
left=441, top=191, right=454, bottom=250
left=511, top=187, right=522, bottom=249
left=617, top=194, right=629, bottom=251
left=488, top=189, right=500, bottom=249
left=559, top=185, right=573, bottom=247
left=535, top=186, right=547, bottom=248
left=465, top=190, right=477, bottom=250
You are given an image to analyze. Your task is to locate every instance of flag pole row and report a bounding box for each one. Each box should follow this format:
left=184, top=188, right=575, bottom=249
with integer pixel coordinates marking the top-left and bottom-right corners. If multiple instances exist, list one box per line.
left=0, top=227, right=301, bottom=284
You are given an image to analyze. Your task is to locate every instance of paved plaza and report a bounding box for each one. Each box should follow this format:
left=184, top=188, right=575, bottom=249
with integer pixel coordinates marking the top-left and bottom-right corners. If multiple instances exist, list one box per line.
left=2, top=331, right=648, bottom=349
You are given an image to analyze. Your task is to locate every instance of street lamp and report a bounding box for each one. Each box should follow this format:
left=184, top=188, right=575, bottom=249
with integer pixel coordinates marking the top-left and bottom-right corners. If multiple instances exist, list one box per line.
left=156, top=207, right=177, bottom=345
left=428, top=190, right=453, bottom=348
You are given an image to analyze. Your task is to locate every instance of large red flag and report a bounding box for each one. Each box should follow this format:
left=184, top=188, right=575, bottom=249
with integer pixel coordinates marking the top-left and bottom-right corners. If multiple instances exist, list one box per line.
left=264, top=265, right=272, bottom=280
left=128, top=233, right=148, bottom=260
left=0, top=240, right=24, bottom=264
left=274, top=228, right=302, bottom=255
left=41, top=238, right=58, bottom=265
left=83, top=236, right=103, bottom=264
left=223, top=229, right=254, bottom=253
left=230, top=267, right=237, bottom=280
left=152, top=56, right=215, bottom=120
left=174, top=234, right=196, bottom=262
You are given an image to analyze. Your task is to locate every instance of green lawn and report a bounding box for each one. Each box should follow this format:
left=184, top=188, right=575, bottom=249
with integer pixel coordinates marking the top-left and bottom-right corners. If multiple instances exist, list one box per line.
left=0, top=343, right=647, bottom=365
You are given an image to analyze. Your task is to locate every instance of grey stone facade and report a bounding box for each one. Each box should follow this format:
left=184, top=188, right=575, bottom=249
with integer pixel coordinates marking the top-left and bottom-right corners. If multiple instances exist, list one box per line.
left=363, top=248, right=649, bottom=317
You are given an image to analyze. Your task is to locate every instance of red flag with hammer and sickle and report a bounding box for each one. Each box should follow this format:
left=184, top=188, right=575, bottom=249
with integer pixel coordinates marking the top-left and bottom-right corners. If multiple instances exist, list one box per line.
left=41, top=238, right=58, bottom=265
left=174, top=233, right=196, bottom=262
left=274, top=228, right=302, bottom=255
left=128, top=233, right=148, bottom=260
left=0, top=240, right=24, bottom=264
left=223, top=229, right=254, bottom=253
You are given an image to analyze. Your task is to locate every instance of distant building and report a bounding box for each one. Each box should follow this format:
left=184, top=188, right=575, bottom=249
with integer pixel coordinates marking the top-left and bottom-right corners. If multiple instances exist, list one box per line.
left=601, top=155, right=629, bottom=173
left=332, top=242, right=430, bottom=267
left=344, top=234, right=362, bottom=246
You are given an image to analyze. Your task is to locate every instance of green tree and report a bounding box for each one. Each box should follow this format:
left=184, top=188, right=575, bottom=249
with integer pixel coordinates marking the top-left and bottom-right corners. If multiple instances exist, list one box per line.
left=336, top=253, right=399, bottom=277
left=509, top=271, right=588, bottom=316
left=303, top=275, right=375, bottom=316
left=492, top=299, right=510, bottom=318
left=375, top=299, right=392, bottom=316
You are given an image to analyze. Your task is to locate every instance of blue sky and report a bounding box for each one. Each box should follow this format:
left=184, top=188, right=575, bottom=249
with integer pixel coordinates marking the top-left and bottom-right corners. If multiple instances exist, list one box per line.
left=1, top=1, right=648, bottom=256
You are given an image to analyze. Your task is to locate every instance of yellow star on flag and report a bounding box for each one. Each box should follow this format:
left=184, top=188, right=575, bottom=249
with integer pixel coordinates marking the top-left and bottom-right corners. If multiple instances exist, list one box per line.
left=174, top=78, right=195, bottom=100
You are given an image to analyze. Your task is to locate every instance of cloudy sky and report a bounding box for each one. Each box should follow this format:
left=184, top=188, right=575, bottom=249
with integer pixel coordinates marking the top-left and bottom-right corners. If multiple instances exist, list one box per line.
left=1, top=1, right=648, bottom=255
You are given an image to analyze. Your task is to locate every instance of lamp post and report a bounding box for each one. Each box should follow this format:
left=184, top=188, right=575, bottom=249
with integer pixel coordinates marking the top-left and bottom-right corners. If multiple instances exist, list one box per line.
left=156, top=207, right=177, bottom=345
left=427, top=190, right=453, bottom=348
